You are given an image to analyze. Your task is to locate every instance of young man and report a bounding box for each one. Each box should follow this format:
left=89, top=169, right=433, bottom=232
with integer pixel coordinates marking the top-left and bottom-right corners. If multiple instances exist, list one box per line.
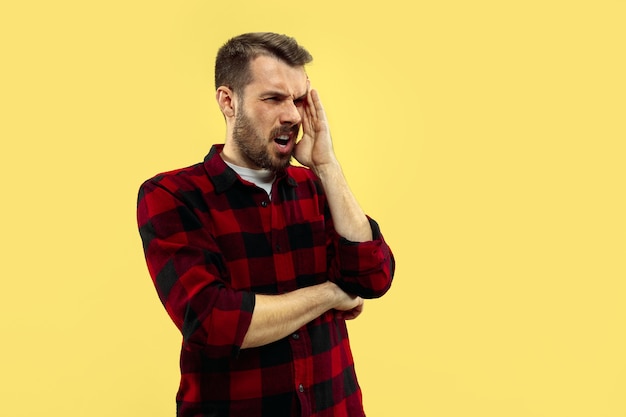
left=137, top=32, right=395, bottom=417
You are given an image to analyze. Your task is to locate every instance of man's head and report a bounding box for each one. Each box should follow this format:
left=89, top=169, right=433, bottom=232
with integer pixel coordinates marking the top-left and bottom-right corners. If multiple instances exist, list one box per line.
left=215, top=33, right=313, bottom=172
left=215, top=32, right=312, bottom=95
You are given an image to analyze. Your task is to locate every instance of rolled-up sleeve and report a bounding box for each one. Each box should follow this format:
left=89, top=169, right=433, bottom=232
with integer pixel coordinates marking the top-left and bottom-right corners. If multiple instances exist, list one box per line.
left=330, top=217, right=395, bottom=299
left=137, top=179, right=254, bottom=358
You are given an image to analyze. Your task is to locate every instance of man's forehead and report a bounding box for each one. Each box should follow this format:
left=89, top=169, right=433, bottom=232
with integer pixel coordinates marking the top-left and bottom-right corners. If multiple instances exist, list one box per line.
left=247, top=55, right=308, bottom=96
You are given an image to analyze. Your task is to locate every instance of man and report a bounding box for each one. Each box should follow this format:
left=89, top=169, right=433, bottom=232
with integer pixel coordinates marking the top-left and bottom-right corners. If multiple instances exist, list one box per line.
left=137, top=32, right=395, bottom=417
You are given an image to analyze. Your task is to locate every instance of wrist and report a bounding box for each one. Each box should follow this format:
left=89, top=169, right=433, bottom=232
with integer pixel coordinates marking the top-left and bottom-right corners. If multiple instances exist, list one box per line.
left=312, top=158, right=341, bottom=179
left=328, top=282, right=350, bottom=310
left=318, top=281, right=341, bottom=307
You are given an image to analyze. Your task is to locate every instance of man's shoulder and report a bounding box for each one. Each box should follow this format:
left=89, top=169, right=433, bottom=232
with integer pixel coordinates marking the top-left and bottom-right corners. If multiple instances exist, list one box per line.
left=143, top=145, right=228, bottom=190
left=140, top=160, right=212, bottom=195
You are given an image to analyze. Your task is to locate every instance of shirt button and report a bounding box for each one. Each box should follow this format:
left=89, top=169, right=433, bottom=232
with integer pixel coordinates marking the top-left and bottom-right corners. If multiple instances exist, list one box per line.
left=275, top=244, right=281, bottom=252
left=291, top=333, right=300, bottom=340
left=298, top=384, right=304, bottom=393
left=261, top=201, right=268, bottom=207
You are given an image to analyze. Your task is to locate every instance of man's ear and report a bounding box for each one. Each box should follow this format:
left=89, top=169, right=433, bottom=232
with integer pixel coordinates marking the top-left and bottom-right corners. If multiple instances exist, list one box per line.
left=216, top=86, right=236, bottom=118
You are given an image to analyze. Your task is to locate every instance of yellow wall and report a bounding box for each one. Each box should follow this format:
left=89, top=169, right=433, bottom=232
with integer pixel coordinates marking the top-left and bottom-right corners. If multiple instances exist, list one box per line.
left=2, top=1, right=625, bottom=415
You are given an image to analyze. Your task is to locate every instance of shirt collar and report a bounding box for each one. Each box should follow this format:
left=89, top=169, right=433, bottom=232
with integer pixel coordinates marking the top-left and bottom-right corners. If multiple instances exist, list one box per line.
left=203, top=144, right=298, bottom=193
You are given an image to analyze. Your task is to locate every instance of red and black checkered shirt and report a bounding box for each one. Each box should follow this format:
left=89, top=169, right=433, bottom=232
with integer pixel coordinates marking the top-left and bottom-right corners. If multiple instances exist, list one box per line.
left=137, top=145, right=395, bottom=417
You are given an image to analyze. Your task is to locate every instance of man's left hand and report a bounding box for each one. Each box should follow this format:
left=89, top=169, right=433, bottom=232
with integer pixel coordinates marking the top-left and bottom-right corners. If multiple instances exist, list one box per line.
left=294, top=88, right=337, bottom=173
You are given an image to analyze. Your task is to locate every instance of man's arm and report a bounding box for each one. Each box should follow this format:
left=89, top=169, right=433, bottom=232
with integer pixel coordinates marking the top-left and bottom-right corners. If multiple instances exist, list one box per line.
left=241, top=281, right=363, bottom=349
left=294, top=88, right=372, bottom=242
left=295, top=88, right=395, bottom=299
left=138, top=180, right=256, bottom=357
left=314, top=161, right=372, bottom=242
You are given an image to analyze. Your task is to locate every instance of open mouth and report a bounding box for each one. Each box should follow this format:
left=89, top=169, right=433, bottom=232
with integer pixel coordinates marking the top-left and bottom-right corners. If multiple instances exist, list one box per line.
left=274, top=135, right=290, bottom=147
left=272, top=125, right=299, bottom=154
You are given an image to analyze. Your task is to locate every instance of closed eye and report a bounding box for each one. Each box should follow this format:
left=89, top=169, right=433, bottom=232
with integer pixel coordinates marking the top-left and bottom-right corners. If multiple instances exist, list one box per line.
left=261, top=92, right=307, bottom=106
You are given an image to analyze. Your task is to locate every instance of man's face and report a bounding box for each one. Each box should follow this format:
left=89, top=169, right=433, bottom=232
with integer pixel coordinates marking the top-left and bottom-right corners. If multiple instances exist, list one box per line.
left=230, top=55, right=308, bottom=172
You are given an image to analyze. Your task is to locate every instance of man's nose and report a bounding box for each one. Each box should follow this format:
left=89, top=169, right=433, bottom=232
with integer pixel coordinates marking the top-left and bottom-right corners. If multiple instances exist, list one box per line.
left=280, top=100, right=302, bottom=125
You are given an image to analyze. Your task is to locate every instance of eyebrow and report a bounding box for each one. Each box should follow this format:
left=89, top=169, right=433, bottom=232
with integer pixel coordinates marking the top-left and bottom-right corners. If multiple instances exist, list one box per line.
left=261, top=91, right=308, bottom=101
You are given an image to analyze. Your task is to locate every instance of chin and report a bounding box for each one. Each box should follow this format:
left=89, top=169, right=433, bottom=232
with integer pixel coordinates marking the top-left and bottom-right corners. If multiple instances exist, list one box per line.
left=270, top=156, right=292, bottom=172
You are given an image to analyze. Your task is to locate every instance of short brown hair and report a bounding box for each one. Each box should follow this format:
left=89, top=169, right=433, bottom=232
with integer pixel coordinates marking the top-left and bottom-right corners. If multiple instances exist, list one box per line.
left=215, top=32, right=313, bottom=93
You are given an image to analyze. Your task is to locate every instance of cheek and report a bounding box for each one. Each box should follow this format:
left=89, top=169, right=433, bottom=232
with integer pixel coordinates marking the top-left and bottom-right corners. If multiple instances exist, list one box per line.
left=258, top=111, right=283, bottom=133
left=248, top=106, right=274, bottom=125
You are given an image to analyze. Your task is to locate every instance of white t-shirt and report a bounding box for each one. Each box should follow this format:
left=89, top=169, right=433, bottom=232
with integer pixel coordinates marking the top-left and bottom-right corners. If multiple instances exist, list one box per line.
left=224, top=161, right=276, bottom=198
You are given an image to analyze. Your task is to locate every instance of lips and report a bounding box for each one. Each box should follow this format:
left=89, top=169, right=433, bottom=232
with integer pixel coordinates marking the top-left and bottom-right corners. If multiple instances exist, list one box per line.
left=273, top=134, right=294, bottom=156
left=274, top=134, right=290, bottom=146
left=272, top=126, right=299, bottom=155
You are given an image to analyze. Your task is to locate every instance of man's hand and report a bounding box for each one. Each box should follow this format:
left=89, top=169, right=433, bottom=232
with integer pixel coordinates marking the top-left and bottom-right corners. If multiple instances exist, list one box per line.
left=334, top=301, right=364, bottom=321
left=332, top=283, right=364, bottom=321
left=294, top=88, right=337, bottom=173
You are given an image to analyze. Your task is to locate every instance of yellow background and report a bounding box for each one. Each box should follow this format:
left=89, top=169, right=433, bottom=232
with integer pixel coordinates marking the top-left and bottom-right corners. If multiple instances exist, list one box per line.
left=2, top=1, right=625, bottom=415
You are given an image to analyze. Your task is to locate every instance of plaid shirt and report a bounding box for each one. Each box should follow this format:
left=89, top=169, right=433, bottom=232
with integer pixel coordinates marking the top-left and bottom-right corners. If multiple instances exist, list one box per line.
left=137, top=145, right=395, bottom=417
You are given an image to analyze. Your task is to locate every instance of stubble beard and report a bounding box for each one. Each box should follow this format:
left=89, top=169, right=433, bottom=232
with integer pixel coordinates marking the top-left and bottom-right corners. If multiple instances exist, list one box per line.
left=232, top=108, right=299, bottom=173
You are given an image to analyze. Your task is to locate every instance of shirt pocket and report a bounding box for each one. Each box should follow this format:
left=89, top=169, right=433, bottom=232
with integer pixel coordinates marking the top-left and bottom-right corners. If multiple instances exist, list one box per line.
left=287, top=215, right=328, bottom=286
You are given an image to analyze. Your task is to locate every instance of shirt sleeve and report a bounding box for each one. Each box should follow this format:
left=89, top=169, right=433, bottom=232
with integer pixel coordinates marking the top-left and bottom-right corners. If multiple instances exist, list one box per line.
left=137, top=179, right=255, bottom=358
left=329, top=216, right=396, bottom=299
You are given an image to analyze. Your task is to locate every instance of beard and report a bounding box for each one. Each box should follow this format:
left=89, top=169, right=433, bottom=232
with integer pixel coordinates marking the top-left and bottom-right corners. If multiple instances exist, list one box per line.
left=232, top=107, right=299, bottom=173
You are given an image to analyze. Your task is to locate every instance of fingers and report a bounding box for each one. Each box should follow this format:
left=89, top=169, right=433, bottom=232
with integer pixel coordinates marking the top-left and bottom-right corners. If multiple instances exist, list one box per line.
left=335, top=302, right=364, bottom=321
left=304, top=89, right=317, bottom=133
left=304, top=88, right=328, bottom=133
left=297, top=86, right=335, bottom=169
left=309, top=89, right=325, bottom=116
